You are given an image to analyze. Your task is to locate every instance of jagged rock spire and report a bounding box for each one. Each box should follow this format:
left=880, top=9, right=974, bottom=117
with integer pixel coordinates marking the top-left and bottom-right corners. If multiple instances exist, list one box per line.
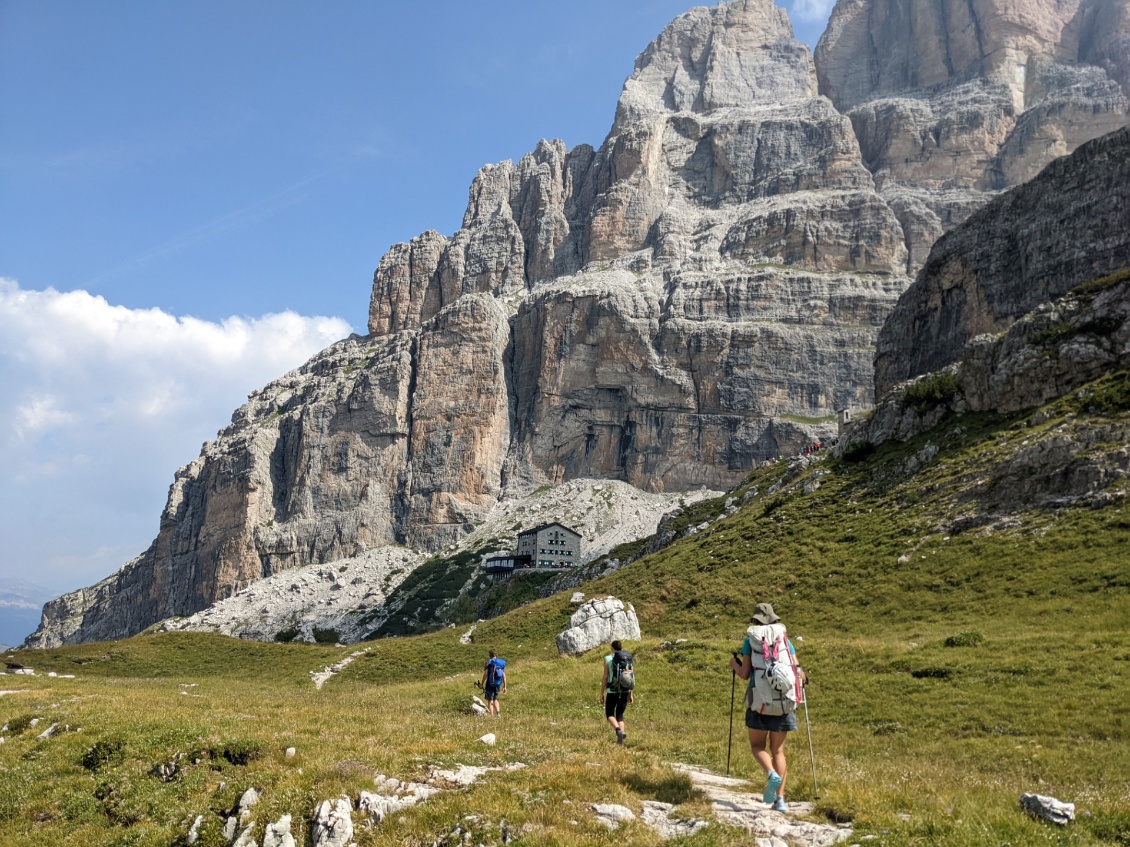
left=613, top=0, right=816, bottom=129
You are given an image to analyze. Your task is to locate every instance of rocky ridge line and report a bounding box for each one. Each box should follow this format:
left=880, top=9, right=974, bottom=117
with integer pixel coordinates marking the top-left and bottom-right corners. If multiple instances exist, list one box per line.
left=874, top=125, right=1130, bottom=393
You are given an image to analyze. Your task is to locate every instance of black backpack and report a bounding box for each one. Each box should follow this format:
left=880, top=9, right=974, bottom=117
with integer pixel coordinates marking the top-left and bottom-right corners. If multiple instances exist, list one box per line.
left=610, top=650, right=635, bottom=693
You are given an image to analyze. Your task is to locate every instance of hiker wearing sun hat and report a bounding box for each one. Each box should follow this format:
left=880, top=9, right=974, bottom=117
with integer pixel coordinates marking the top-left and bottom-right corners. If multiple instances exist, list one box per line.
left=728, top=602, right=807, bottom=813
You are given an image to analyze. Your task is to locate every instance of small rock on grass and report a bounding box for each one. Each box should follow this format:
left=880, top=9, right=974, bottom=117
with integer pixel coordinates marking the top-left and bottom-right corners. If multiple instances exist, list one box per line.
left=1020, top=793, right=1075, bottom=826
left=264, top=813, right=296, bottom=847
left=477, top=733, right=496, bottom=746
left=311, top=796, right=354, bottom=847
left=239, top=787, right=261, bottom=821
left=592, top=803, right=635, bottom=829
left=186, top=815, right=204, bottom=846
left=232, top=823, right=257, bottom=847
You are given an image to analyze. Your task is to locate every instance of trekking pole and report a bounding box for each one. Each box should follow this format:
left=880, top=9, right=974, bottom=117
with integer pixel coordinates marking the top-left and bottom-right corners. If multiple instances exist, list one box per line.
left=802, top=690, right=819, bottom=799
left=726, top=654, right=737, bottom=776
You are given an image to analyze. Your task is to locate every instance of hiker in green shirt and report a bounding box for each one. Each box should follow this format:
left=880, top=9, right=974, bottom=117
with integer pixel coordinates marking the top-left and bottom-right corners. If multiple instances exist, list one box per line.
left=600, top=640, right=635, bottom=744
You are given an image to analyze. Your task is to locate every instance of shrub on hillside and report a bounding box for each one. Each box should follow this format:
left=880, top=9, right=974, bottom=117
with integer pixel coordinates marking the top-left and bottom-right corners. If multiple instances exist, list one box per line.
left=1071, top=266, right=1130, bottom=300
left=866, top=719, right=906, bottom=736
left=1088, top=370, right=1130, bottom=415
left=4, top=714, right=37, bottom=735
left=93, top=775, right=149, bottom=827
left=80, top=738, right=126, bottom=772
left=945, top=631, right=983, bottom=648
left=840, top=439, right=875, bottom=462
left=762, top=495, right=789, bottom=517
left=910, top=667, right=953, bottom=679
left=901, top=371, right=960, bottom=415
left=214, top=738, right=261, bottom=767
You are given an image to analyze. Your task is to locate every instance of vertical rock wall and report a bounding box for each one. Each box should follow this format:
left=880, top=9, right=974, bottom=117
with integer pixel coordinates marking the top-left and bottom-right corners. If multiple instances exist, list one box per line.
left=874, top=125, right=1130, bottom=394
left=816, top=0, right=1130, bottom=271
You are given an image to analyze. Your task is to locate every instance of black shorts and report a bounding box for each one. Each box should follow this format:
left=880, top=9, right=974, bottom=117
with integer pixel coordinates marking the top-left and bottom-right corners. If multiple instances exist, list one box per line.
left=484, top=684, right=500, bottom=701
left=605, top=692, right=630, bottom=720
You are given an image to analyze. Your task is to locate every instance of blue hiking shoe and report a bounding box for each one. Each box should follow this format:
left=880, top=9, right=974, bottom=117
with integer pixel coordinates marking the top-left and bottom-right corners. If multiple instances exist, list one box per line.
left=772, top=797, right=789, bottom=813
left=763, top=771, right=782, bottom=803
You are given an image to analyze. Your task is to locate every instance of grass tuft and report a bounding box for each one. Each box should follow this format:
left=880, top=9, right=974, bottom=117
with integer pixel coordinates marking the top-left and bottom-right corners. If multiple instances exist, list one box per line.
left=4, top=714, right=37, bottom=735
left=213, top=738, right=262, bottom=767
left=80, top=738, right=126, bottom=772
left=945, top=632, right=984, bottom=648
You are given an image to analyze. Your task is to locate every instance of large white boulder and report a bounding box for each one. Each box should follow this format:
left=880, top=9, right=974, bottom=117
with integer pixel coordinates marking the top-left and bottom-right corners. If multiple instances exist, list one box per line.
left=555, top=597, right=640, bottom=655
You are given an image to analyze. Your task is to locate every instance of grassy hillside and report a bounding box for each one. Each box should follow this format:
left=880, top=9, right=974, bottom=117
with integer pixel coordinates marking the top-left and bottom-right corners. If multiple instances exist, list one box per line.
left=2, top=387, right=1128, bottom=846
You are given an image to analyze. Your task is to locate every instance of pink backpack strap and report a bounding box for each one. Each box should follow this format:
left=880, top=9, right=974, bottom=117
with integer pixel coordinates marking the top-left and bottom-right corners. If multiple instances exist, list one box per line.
left=761, top=636, right=779, bottom=663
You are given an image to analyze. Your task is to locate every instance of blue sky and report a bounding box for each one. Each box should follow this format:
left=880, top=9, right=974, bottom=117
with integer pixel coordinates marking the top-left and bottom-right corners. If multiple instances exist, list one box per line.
left=0, top=1, right=834, bottom=643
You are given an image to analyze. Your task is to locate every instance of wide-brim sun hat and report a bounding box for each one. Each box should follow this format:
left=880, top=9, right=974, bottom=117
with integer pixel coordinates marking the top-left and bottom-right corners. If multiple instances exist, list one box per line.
left=751, top=602, right=780, bottom=625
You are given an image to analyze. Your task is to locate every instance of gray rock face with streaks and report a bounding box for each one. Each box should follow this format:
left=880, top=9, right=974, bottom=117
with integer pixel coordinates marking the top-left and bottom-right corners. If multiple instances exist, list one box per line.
left=370, top=0, right=909, bottom=500
left=817, top=0, right=1130, bottom=271
left=875, top=125, right=1130, bottom=395
left=839, top=140, right=1130, bottom=518
left=850, top=272, right=1130, bottom=450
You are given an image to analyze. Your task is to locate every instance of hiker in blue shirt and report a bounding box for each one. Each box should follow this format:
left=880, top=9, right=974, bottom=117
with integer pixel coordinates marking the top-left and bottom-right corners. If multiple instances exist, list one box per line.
left=480, top=650, right=507, bottom=716
left=729, top=602, right=807, bottom=813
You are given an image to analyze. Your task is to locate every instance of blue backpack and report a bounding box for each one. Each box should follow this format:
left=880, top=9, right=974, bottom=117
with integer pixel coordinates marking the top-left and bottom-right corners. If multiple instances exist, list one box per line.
left=486, top=657, right=506, bottom=686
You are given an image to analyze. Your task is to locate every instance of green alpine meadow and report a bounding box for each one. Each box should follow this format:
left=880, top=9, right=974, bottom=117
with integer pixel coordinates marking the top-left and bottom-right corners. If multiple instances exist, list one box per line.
left=3, top=378, right=1128, bottom=846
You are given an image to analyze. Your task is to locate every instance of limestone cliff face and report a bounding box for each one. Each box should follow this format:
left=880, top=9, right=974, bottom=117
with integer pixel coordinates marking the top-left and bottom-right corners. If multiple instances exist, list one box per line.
left=816, top=0, right=1130, bottom=271
left=370, top=0, right=909, bottom=499
left=875, top=125, right=1130, bottom=395
left=28, top=0, right=1129, bottom=648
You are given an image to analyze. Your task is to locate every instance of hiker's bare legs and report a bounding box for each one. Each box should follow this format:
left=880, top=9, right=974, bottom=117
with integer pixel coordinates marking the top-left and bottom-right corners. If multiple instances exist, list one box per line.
left=607, top=714, right=624, bottom=733
left=489, top=699, right=500, bottom=717
left=748, top=729, right=788, bottom=795
left=768, top=731, right=788, bottom=797
left=748, top=729, right=773, bottom=774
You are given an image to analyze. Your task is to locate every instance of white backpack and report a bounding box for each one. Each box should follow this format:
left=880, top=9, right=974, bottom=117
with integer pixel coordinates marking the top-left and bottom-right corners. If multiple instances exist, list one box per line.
left=743, top=624, right=799, bottom=716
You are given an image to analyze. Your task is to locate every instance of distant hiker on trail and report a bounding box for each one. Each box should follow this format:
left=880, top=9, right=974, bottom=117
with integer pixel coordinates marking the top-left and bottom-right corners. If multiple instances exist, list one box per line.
left=729, top=602, right=807, bottom=812
left=601, top=640, right=635, bottom=744
left=481, top=650, right=507, bottom=716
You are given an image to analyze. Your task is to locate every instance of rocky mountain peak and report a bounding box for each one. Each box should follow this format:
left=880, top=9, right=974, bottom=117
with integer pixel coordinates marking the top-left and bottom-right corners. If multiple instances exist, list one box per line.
left=613, top=0, right=815, bottom=130
left=27, top=0, right=1129, bottom=649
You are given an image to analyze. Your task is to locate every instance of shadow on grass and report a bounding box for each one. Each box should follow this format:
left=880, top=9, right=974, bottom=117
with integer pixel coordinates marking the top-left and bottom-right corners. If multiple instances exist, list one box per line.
left=622, top=769, right=700, bottom=805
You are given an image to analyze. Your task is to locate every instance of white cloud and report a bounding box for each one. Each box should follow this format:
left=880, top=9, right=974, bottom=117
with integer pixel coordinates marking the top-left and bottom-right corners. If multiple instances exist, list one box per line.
left=15, top=395, right=77, bottom=440
left=788, top=0, right=835, bottom=24
left=0, top=278, right=352, bottom=597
